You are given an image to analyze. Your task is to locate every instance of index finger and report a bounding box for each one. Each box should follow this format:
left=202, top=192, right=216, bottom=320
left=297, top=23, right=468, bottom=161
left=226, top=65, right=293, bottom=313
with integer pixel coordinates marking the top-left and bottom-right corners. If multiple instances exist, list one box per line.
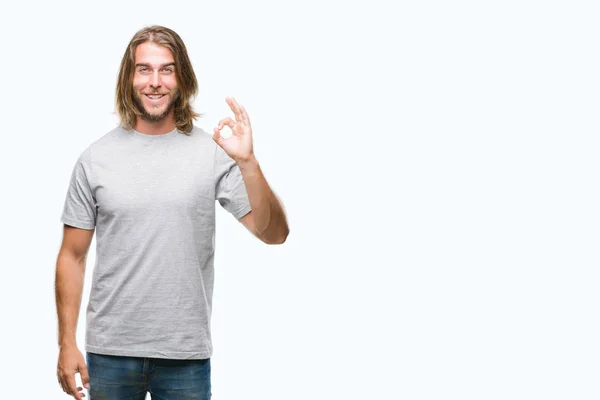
left=66, top=375, right=82, bottom=399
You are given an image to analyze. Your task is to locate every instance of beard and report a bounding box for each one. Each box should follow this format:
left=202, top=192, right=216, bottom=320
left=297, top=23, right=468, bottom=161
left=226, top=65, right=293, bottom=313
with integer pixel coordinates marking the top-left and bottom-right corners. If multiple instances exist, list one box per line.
left=133, top=89, right=181, bottom=123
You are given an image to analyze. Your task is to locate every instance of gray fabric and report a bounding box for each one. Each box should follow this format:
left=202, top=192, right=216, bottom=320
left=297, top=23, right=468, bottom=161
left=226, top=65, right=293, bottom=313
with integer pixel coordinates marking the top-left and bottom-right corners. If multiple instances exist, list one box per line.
left=60, top=125, right=251, bottom=359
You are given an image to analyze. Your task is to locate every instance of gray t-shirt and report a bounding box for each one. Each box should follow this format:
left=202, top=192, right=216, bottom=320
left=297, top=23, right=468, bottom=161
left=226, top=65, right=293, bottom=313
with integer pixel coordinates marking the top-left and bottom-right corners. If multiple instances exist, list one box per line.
left=60, top=125, right=251, bottom=359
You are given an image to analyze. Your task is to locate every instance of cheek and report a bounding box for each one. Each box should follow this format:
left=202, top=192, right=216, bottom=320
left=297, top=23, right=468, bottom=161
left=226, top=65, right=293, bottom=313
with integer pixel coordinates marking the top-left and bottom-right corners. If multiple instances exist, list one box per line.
left=165, top=78, right=178, bottom=91
left=132, top=77, right=146, bottom=91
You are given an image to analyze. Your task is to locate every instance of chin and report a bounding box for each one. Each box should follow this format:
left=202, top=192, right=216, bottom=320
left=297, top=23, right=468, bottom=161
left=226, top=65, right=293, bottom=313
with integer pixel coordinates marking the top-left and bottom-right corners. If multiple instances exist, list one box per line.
left=146, top=106, right=168, bottom=115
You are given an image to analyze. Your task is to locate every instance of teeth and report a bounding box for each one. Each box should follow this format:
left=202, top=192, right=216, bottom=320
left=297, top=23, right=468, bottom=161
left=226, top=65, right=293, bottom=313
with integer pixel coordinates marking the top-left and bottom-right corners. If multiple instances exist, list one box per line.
left=147, top=95, right=163, bottom=99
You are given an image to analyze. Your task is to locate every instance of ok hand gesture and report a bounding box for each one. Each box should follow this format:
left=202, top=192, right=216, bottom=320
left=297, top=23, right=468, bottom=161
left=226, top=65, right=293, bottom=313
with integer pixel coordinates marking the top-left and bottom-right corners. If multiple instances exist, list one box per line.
left=213, top=97, right=254, bottom=163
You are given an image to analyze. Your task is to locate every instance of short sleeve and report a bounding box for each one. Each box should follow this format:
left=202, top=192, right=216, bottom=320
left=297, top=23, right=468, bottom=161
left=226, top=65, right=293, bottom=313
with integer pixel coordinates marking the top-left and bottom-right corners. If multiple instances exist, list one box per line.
left=60, top=148, right=97, bottom=230
left=214, top=145, right=252, bottom=219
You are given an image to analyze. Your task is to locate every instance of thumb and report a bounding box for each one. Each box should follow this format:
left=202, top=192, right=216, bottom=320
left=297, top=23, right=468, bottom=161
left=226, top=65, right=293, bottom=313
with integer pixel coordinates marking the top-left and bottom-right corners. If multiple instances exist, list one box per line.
left=213, top=128, right=223, bottom=144
left=80, top=362, right=90, bottom=390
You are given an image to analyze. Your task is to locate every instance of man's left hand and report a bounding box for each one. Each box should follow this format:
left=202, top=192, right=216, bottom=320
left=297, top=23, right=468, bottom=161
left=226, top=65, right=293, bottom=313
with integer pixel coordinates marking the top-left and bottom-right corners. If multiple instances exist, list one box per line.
left=213, top=97, right=254, bottom=163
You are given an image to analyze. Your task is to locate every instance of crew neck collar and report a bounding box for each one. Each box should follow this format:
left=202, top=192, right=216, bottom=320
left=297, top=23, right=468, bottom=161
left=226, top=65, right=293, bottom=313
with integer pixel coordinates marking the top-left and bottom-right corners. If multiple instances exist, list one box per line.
left=126, top=126, right=180, bottom=139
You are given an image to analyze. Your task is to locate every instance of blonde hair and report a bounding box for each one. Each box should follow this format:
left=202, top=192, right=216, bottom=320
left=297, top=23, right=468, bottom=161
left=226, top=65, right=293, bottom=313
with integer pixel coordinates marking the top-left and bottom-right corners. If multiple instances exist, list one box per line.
left=115, top=25, right=202, bottom=134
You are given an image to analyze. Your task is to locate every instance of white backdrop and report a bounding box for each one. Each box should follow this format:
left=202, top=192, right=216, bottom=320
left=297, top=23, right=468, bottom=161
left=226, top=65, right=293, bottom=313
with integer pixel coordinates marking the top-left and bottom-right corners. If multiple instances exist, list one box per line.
left=1, top=0, right=599, bottom=399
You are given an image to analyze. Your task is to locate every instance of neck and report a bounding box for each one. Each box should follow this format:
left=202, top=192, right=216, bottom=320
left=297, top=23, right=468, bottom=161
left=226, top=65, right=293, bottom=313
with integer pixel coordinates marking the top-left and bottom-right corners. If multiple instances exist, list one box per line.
left=133, top=111, right=176, bottom=135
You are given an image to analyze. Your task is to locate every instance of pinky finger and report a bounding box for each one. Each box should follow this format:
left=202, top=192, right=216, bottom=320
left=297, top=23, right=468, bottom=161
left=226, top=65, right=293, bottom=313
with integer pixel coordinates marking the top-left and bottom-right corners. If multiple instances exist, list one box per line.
left=240, top=105, right=251, bottom=126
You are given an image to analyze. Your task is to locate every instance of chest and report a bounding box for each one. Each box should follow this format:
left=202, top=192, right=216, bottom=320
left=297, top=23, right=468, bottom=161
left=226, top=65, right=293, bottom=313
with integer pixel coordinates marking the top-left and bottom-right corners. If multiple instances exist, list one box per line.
left=92, top=148, right=214, bottom=218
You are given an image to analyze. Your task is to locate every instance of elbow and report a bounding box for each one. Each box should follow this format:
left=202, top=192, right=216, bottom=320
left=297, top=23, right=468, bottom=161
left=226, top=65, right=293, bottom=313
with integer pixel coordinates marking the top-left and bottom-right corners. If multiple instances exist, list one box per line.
left=276, top=227, right=290, bottom=245
left=272, top=234, right=288, bottom=245
left=262, top=228, right=289, bottom=245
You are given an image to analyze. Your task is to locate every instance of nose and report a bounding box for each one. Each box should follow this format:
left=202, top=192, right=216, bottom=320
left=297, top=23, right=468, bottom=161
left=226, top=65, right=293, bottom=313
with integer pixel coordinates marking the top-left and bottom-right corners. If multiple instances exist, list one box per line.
left=150, top=71, right=161, bottom=89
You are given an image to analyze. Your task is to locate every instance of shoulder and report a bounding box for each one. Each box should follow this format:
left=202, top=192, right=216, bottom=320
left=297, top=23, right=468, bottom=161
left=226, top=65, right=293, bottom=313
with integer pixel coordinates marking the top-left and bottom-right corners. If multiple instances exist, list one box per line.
left=186, top=124, right=215, bottom=144
left=84, top=125, right=125, bottom=157
left=91, top=125, right=124, bottom=147
left=186, top=125, right=225, bottom=160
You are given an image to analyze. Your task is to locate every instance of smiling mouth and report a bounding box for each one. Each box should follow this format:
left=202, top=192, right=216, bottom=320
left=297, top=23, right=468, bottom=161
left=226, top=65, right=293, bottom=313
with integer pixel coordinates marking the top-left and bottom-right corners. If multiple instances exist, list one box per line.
left=145, top=94, right=165, bottom=100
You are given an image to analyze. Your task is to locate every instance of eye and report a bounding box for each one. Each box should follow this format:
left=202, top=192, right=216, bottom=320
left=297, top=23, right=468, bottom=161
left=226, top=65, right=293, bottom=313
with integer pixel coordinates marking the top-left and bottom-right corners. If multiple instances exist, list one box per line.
left=162, top=68, right=173, bottom=73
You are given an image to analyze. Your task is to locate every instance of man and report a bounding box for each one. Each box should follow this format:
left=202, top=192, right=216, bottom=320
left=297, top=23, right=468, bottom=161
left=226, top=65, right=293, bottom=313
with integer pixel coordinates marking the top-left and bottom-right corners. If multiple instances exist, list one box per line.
left=55, top=25, right=289, bottom=400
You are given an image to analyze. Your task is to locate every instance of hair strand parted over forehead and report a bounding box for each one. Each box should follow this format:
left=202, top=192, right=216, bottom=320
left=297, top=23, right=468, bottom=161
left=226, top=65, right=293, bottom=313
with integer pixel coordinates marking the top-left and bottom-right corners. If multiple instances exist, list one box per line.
left=115, top=25, right=202, bottom=134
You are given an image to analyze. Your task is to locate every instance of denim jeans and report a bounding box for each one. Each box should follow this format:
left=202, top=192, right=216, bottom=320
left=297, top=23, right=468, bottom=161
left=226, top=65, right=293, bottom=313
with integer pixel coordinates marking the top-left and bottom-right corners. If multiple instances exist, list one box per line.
left=86, top=352, right=211, bottom=399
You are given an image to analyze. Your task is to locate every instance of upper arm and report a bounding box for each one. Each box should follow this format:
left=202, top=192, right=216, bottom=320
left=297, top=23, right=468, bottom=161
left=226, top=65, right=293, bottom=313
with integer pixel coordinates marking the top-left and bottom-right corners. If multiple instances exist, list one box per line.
left=59, top=224, right=95, bottom=263
left=238, top=211, right=265, bottom=242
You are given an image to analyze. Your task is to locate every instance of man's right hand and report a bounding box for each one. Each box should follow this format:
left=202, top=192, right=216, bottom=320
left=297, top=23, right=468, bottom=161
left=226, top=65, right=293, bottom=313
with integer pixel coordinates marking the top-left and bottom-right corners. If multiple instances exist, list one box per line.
left=57, top=344, right=90, bottom=399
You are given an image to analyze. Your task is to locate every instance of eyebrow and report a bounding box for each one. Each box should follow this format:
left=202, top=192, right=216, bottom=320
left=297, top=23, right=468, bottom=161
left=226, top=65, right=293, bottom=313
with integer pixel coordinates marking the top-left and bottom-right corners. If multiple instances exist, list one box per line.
left=135, top=62, right=176, bottom=68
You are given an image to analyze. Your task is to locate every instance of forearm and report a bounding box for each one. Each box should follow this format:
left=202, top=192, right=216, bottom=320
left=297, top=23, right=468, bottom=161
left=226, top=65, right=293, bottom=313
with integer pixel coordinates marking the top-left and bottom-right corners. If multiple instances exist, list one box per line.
left=55, top=254, right=85, bottom=348
left=238, top=156, right=289, bottom=244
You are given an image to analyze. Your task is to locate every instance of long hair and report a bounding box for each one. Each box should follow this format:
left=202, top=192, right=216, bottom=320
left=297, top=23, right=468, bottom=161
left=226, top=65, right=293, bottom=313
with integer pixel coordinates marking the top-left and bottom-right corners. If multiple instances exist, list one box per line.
left=115, top=25, right=202, bottom=134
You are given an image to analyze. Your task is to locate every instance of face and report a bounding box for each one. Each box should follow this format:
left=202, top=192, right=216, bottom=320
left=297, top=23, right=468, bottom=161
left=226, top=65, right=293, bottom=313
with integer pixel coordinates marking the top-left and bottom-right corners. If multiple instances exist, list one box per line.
left=132, top=42, right=180, bottom=123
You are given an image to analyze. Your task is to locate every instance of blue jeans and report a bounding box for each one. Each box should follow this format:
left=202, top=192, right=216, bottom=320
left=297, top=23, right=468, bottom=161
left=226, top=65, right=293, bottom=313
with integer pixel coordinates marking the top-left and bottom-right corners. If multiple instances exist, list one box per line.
left=86, top=352, right=211, bottom=399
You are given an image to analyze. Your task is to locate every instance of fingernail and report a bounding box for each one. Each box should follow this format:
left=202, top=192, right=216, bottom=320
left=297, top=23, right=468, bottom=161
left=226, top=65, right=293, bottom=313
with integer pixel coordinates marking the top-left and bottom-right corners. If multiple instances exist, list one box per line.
left=85, top=383, right=90, bottom=389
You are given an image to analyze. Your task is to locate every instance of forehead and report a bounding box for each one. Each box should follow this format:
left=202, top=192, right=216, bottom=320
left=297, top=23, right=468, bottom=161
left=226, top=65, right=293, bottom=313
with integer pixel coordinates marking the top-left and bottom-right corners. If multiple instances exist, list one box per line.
left=134, top=42, right=175, bottom=65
